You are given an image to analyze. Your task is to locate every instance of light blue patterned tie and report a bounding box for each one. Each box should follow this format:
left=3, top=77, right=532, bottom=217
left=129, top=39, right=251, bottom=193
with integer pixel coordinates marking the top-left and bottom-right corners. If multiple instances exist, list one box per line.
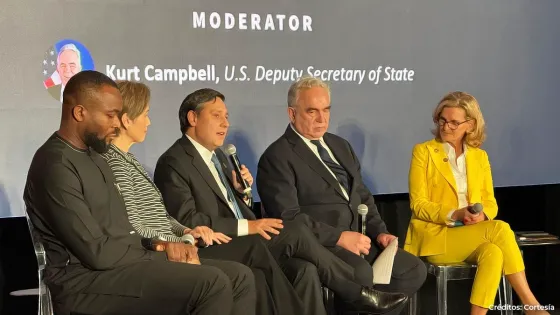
left=211, top=153, right=244, bottom=219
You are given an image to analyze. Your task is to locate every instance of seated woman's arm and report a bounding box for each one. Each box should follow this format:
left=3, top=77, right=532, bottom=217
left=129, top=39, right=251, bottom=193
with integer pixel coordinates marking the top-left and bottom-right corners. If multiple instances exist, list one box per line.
left=106, top=152, right=183, bottom=242
left=168, top=215, right=189, bottom=236
left=409, top=144, right=455, bottom=225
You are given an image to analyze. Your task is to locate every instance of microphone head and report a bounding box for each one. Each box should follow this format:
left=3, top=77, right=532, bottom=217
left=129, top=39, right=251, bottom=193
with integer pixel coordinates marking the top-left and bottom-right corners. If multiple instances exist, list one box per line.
left=470, top=203, right=483, bottom=214
left=357, top=204, right=368, bottom=216
left=224, top=144, right=237, bottom=155
left=182, top=234, right=196, bottom=245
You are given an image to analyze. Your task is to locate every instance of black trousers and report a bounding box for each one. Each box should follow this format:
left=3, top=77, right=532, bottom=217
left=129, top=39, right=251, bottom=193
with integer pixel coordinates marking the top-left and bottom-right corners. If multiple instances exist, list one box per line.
left=282, top=258, right=327, bottom=315
left=59, top=259, right=255, bottom=315
left=265, top=221, right=369, bottom=310
left=199, top=235, right=306, bottom=315
left=330, top=244, right=428, bottom=315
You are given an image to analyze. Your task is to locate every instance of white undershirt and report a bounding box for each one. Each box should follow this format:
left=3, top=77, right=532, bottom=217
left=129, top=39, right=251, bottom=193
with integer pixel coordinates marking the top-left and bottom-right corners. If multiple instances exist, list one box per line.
left=186, top=135, right=249, bottom=236
left=444, top=142, right=468, bottom=223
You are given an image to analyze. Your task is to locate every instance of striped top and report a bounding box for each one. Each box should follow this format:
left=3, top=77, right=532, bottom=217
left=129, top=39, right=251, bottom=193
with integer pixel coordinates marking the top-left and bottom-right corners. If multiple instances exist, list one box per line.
left=102, top=144, right=188, bottom=243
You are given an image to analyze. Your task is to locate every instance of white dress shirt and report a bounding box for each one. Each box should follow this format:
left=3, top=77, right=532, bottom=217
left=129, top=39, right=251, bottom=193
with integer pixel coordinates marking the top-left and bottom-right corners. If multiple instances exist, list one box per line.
left=186, top=135, right=249, bottom=236
left=444, top=142, right=468, bottom=224
left=290, top=124, right=350, bottom=200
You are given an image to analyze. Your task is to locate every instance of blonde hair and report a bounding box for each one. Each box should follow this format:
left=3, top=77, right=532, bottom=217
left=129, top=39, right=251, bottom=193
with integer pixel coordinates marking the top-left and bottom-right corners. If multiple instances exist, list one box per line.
left=287, top=75, right=330, bottom=108
left=432, top=91, right=486, bottom=148
left=116, top=80, right=151, bottom=121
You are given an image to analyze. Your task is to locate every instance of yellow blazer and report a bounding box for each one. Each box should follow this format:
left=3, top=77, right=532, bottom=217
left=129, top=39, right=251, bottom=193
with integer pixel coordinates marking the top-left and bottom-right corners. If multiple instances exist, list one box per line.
left=404, top=138, right=499, bottom=257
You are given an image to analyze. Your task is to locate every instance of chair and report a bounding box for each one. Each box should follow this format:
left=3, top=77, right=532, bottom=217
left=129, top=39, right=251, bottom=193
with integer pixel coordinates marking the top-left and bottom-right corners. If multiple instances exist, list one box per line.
left=24, top=210, right=54, bottom=315
left=408, top=261, right=513, bottom=315
left=322, top=287, right=338, bottom=315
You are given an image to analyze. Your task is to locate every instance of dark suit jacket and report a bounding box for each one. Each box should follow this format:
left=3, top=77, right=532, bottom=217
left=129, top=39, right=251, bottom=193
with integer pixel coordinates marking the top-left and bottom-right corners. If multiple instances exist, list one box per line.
left=154, top=135, right=256, bottom=236
left=257, top=125, right=388, bottom=247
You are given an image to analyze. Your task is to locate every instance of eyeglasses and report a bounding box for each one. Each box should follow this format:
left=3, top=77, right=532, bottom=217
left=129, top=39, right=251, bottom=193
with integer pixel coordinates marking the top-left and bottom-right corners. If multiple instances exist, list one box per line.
left=437, top=118, right=470, bottom=130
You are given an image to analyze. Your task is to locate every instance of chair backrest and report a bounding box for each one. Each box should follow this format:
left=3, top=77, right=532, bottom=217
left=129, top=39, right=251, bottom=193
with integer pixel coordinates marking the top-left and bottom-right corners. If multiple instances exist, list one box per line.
left=24, top=209, right=55, bottom=315
left=24, top=210, right=47, bottom=271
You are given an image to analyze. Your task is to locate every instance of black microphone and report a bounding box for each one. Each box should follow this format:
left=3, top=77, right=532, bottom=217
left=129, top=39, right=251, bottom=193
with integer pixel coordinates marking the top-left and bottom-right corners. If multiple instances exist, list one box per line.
left=467, top=203, right=483, bottom=215
left=183, top=234, right=210, bottom=248
left=357, top=204, right=368, bottom=258
left=224, top=144, right=252, bottom=199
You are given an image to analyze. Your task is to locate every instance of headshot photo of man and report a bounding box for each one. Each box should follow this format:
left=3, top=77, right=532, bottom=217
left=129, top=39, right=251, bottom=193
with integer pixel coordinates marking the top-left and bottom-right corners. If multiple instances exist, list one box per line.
left=42, top=40, right=94, bottom=102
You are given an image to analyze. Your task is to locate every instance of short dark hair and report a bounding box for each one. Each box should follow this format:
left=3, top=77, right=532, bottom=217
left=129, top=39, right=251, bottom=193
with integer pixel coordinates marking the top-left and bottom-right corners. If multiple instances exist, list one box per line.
left=178, top=88, right=225, bottom=134
left=62, top=70, right=118, bottom=107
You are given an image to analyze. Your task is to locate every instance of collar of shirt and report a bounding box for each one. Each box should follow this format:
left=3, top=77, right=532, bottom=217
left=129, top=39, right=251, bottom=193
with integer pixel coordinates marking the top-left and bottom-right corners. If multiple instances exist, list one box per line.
left=442, top=141, right=468, bottom=161
left=186, top=134, right=215, bottom=166
left=290, top=124, right=327, bottom=147
left=109, top=144, right=132, bottom=161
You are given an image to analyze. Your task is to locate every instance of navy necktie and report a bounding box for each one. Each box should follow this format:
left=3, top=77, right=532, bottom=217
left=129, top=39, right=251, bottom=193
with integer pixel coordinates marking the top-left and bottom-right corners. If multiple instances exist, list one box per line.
left=310, top=140, right=350, bottom=193
left=211, top=153, right=244, bottom=219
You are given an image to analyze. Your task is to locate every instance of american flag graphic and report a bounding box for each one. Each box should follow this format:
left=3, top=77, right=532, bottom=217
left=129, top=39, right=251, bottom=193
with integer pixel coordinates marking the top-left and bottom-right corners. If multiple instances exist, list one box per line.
left=43, top=45, right=61, bottom=89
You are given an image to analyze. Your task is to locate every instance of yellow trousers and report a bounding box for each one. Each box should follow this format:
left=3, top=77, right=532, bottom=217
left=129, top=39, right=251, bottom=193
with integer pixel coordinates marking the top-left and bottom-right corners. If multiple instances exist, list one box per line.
left=425, top=220, right=525, bottom=308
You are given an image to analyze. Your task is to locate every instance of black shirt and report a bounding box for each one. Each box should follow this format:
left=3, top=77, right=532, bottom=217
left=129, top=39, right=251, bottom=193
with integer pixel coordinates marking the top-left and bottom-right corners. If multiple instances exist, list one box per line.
left=23, top=133, right=165, bottom=297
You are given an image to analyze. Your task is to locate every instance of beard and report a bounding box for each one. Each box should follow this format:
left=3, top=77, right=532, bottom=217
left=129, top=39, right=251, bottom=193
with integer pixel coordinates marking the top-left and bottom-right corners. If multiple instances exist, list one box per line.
left=84, top=128, right=120, bottom=154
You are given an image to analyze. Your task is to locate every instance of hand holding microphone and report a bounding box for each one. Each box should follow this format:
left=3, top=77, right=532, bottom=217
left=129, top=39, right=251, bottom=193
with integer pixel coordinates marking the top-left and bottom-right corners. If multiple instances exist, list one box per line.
left=185, top=226, right=232, bottom=246
left=463, top=203, right=485, bottom=225
left=335, top=204, right=370, bottom=257
left=453, top=203, right=483, bottom=225
left=224, top=144, right=253, bottom=198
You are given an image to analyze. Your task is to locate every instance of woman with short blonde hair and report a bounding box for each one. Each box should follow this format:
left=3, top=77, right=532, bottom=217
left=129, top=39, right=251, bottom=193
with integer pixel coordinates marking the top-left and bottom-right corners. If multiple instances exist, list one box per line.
left=104, top=80, right=205, bottom=243
left=116, top=80, right=151, bottom=121
left=405, top=92, right=548, bottom=315
left=431, top=91, right=486, bottom=148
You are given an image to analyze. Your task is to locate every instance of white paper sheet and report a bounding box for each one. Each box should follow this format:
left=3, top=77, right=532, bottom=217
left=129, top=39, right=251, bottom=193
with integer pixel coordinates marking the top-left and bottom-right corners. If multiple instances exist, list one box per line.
left=372, top=238, right=398, bottom=284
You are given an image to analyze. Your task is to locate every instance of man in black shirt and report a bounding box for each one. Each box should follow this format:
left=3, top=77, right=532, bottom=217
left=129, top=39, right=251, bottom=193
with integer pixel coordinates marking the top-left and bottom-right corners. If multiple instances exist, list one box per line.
left=23, top=71, right=256, bottom=315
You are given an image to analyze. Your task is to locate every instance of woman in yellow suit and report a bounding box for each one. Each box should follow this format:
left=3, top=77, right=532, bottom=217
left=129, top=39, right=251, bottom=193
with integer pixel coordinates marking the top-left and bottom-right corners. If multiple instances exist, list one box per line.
left=404, top=91, right=548, bottom=315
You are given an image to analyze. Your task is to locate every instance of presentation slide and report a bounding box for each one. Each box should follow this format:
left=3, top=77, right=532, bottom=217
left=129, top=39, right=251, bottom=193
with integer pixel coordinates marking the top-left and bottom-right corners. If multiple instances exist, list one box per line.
left=1, top=0, right=559, bottom=217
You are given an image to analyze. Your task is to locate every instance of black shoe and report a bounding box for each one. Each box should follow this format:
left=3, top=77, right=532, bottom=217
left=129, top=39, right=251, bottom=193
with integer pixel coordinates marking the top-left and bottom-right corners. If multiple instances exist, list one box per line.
left=341, top=287, right=408, bottom=314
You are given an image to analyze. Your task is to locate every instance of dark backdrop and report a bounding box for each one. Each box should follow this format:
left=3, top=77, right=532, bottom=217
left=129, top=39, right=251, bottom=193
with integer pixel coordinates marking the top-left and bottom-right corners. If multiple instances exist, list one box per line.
left=1, top=184, right=559, bottom=315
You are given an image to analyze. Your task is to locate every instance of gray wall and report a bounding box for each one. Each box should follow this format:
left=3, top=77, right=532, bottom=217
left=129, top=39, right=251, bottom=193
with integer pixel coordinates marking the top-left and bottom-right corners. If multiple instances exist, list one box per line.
left=1, top=0, right=560, bottom=217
